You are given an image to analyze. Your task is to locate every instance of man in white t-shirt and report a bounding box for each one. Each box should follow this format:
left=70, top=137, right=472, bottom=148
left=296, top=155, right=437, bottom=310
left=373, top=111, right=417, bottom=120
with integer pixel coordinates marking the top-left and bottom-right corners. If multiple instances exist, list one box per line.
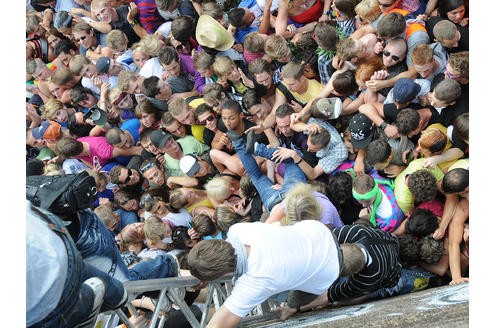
left=187, top=220, right=342, bottom=327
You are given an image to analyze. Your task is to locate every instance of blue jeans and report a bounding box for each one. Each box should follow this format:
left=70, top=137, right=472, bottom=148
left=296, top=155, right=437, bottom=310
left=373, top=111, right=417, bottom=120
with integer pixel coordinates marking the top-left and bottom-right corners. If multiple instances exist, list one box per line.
left=75, top=209, right=178, bottom=282
left=29, top=207, right=125, bottom=328
left=232, top=139, right=307, bottom=211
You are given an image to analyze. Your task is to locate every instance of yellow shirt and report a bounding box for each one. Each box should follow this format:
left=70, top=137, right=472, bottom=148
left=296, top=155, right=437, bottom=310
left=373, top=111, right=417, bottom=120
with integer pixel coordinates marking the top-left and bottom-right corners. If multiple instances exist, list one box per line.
left=278, top=78, right=323, bottom=105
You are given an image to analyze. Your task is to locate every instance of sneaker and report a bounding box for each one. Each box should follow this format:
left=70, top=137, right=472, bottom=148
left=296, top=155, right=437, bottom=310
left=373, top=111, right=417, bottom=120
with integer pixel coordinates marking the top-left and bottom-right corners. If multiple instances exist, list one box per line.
left=84, top=277, right=106, bottom=313
left=245, top=131, right=256, bottom=154
left=226, top=130, right=242, bottom=142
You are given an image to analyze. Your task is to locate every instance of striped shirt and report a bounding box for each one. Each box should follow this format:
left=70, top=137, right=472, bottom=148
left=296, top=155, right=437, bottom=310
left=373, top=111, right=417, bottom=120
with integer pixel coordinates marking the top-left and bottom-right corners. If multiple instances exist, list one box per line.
left=328, top=225, right=402, bottom=302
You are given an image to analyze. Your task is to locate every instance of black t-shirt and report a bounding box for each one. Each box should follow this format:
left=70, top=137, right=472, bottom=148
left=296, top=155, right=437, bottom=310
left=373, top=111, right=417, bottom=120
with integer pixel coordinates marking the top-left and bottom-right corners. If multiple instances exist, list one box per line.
left=382, top=102, right=425, bottom=122
left=379, top=61, right=409, bottom=98
left=113, top=6, right=140, bottom=46
left=426, top=17, right=469, bottom=54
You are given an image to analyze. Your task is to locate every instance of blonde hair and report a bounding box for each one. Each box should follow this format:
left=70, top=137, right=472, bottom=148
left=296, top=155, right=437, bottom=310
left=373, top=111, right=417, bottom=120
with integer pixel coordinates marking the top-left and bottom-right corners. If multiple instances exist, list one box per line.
left=106, top=29, right=128, bottom=51
left=91, top=0, right=107, bottom=12
left=213, top=56, right=235, bottom=80
left=411, top=44, right=434, bottom=66
left=418, top=128, right=447, bottom=156
left=138, top=34, right=165, bottom=57
left=264, top=34, right=291, bottom=60
left=214, top=205, right=243, bottom=233
left=108, top=87, right=124, bottom=104
left=94, top=205, right=115, bottom=227
left=281, top=61, right=304, bottom=80
left=205, top=176, right=231, bottom=202
left=337, top=37, right=358, bottom=61
left=43, top=163, right=65, bottom=176
left=144, top=215, right=166, bottom=243
left=168, top=97, right=188, bottom=117
left=244, top=32, right=265, bottom=53
left=42, top=98, right=65, bottom=120
left=355, top=0, right=381, bottom=23
left=282, top=183, right=322, bottom=226
left=69, top=54, right=91, bottom=75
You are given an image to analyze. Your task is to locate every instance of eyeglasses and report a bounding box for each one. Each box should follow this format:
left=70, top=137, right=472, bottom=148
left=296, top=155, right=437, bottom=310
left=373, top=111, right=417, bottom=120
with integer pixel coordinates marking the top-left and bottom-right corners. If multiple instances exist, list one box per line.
left=383, top=50, right=400, bottom=62
left=445, top=70, right=461, bottom=79
left=139, top=161, right=156, bottom=174
left=75, top=35, right=87, bottom=42
left=200, top=114, right=215, bottom=126
left=124, top=169, right=133, bottom=184
left=377, top=1, right=395, bottom=7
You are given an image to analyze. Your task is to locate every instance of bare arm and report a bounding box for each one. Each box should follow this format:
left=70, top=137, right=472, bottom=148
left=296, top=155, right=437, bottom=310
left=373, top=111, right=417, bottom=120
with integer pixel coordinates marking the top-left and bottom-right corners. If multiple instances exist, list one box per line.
left=423, top=148, right=464, bottom=170
left=206, top=305, right=242, bottom=328
left=265, top=202, right=285, bottom=224
left=167, top=175, right=199, bottom=188
left=275, top=1, right=289, bottom=36
left=112, top=145, right=143, bottom=157
left=447, top=198, right=469, bottom=285
left=350, top=23, right=377, bottom=40
left=258, top=0, right=273, bottom=35
left=366, top=66, right=417, bottom=92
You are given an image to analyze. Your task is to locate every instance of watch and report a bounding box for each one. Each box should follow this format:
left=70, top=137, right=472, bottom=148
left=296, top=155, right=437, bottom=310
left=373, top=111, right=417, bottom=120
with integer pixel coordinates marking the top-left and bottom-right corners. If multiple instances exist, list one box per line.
left=379, top=121, right=388, bottom=130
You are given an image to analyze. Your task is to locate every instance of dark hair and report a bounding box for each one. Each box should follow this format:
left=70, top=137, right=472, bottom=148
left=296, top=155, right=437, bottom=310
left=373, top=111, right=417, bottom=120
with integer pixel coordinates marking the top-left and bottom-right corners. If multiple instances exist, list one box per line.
left=408, top=170, right=437, bottom=204
left=328, top=172, right=353, bottom=206
left=365, top=139, right=392, bottom=165
left=221, top=99, right=242, bottom=114
left=242, top=89, right=261, bottom=111
left=442, top=168, right=469, bottom=194
left=314, top=20, right=339, bottom=51
left=171, top=15, right=195, bottom=44
left=406, top=208, right=439, bottom=237
left=437, top=0, right=465, bottom=18
left=195, top=103, right=215, bottom=119
left=142, top=76, right=160, bottom=98
left=275, top=103, right=295, bottom=118
left=453, top=113, right=469, bottom=142
left=172, top=225, right=193, bottom=249
left=53, top=38, right=77, bottom=56
left=70, top=85, right=93, bottom=104
left=395, top=108, right=419, bottom=136
left=227, top=8, right=246, bottom=28
left=332, top=70, right=358, bottom=96
left=309, top=126, right=331, bottom=147
left=158, top=46, right=179, bottom=66
left=68, top=113, right=93, bottom=138
left=418, top=235, right=444, bottom=264
left=396, top=234, right=419, bottom=266
left=377, top=12, right=406, bottom=38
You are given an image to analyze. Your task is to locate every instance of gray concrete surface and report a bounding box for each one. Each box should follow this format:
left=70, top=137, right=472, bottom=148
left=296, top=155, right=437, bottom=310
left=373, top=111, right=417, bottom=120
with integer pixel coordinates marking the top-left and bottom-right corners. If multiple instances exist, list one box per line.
left=240, top=284, right=469, bottom=328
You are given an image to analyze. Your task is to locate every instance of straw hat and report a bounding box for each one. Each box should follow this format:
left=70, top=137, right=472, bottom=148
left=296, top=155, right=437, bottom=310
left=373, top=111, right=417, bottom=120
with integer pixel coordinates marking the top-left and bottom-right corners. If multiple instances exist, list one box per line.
left=195, top=15, right=235, bottom=51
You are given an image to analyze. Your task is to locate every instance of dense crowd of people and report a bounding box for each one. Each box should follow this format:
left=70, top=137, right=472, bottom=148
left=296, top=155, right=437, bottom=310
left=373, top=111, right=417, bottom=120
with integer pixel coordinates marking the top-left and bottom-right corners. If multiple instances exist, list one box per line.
left=25, top=0, right=469, bottom=326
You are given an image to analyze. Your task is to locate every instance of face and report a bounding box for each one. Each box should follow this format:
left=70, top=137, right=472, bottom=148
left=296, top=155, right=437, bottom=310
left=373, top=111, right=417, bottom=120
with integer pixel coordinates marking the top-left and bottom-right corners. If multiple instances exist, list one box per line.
left=227, top=67, right=241, bottom=82
left=118, top=168, right=140, bottom=186
left=221, top=109, right=242, bottom=131
left=157, top=81, right=172, bottom=100
left=140, top=112, right=157, bottom=128
left=414, top=61, right=435, bottom=79
left=117, top=132, right=133, bottom=148
left=48, top=83, right=67, bottom=99
left=180, top=188, right=195, bottom=201
left=241, top=8, right=255, bottom=27
left=80, top=63, right=98, bottom=78
left=275, top=115, right=293, bottom=137
left=163, top=60, right=181, bottom=77
left=94, top=6, right=114, bottom=23
left=142, top=165, right=166, bottom=186
left=126, top=222, right=144, bottom=239
left=73, top=30, right=93, bottom=49
left=447, top=5, right=465, bottom=24
left=357, top=196, right=376, bottom=208
left=382, top=45, right=403, bottom=67
left=164, top=120, right=187, bottom=137
left=373, top=160, right=390, bottom=171
left=55, top=52, right=73, bottom=68
left=115, top=94, right=132, bottom=109
left=47, top=34, right=62, bottom=48
left=427, top=91, right=452, bottom=108
left=77, top=93, right=97, bottom=108
left=106, top=212, right=121, bottom=231
left=248, top=103, right=270, bottom=122
left=174, top=108, right=196, bottom=125
left=254, top=72, right=273, bottom=89
left=32, top=66, right=51, bottom=80
left=352, top=39, right=367, bottom=59
left=132, top=50, right=149, bottom=69
left=152, top=200, right=170, bottom=217
left=283, top=77, right=303, bottom=93
left=197, top=67, right=214, bottom=78
left=55, top=108, right=69, bottom=122
left=444, top=62, right=462, bottom=80
left=126, top=78, right=142, bottom=94
left=121, top=197, right=139, bottom=211
left=140, top=139, right=159, bottom=155
left=196, top=159, right=211, bottom=177
left=377, top=0, right=399, bottom=13
left=197, top=112, right=217, bottom=131
left=160, top=137, right=181, bottom=153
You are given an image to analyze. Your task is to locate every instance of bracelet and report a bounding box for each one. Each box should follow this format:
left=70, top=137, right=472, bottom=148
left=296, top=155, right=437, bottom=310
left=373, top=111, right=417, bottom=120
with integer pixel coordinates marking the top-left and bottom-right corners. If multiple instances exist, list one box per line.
left=295, top=158, right=303, bottom=165
left=379, top=121, right=388, bottom=130
left=129, top=19, right=137, bottom=28
left=323, top=10, right=331, bottom=16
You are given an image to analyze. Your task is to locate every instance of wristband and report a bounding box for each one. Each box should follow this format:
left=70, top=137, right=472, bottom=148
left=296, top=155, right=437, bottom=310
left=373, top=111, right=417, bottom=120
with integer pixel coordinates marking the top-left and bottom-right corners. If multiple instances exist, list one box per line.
left=129, top=20, right=137, bottom=28
left=379, top=121, right=388, bottom=130
left=295, top=158, right=303, bottom=165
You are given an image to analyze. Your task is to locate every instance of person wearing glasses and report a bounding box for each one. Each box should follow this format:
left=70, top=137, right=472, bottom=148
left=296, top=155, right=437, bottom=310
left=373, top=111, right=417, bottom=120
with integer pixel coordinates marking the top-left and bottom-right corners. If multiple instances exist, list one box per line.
left=71, top=21, right=106, bottom=62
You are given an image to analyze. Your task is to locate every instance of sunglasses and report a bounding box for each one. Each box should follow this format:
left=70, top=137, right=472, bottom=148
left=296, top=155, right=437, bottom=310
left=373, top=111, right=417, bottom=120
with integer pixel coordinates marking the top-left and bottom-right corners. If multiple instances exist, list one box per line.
left=383, top=50, right=400, bottom=62
left=200, top=114, right=215, bottom=126
left=377, top=1, right=395, bottom=7
left=75, top=35, right=87, bottom=42
left=139, top=161, right=156, bottom=174
left=124, top=169, right=133, bottom=184
left=108, top=218, right=118, bottom=230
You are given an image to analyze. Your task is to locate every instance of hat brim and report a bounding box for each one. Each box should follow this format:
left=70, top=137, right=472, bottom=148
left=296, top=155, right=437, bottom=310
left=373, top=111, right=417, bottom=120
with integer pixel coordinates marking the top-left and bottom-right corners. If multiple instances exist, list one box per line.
left=196, top=15, right=234, bottom=52
left=91, top=109, right=108, bottom=125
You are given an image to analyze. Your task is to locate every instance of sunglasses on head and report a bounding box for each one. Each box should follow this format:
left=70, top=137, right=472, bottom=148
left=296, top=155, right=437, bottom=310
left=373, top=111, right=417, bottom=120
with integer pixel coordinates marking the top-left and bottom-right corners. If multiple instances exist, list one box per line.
left=139, top=161, right=156, bottom=174
left=200, top=114, right=215, bottom=126
left=378, top=1, right=395, bottom=7
left=383, top=50, right=400, bottom=62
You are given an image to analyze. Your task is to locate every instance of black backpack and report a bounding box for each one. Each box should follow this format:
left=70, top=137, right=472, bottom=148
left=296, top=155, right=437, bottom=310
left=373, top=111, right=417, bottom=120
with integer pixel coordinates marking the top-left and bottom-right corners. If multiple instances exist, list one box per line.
left=26, top=171, right=98, bottom=216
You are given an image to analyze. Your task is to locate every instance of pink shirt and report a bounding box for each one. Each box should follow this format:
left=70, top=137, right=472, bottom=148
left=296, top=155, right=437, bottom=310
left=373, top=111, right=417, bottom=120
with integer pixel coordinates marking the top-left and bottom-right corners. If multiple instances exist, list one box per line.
left=77, top=136, right=114, bottom=167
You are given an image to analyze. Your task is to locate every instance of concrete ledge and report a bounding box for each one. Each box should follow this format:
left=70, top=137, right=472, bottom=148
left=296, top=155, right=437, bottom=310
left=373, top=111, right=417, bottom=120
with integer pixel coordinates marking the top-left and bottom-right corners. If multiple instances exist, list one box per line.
left=244, top=284, right=469, bottom=328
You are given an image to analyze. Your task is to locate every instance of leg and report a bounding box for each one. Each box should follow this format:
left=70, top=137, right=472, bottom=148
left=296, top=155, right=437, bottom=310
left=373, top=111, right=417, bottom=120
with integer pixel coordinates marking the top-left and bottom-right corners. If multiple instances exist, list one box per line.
left=127, top=254, right=178, bottom=281
left=448, top=198, right=469, bottom=285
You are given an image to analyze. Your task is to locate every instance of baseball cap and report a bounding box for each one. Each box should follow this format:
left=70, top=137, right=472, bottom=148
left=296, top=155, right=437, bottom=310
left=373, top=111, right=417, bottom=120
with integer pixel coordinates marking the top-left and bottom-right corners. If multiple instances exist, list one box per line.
left=349, top=113, right=374, bottom=149
left=87, top=107, right=108, bottom=125
left=393, top=78, right=421, bottom=104
left=179, top=154, right=200, bottom=177
left=150, top=130, right=173, bottom=148
left=96, top=56, right=111, bottom=74
left=316, top=97, right=343, bottom=120
left=32, top=120, right=51, bottom=140
left=36, top=147, right=55, bottom=161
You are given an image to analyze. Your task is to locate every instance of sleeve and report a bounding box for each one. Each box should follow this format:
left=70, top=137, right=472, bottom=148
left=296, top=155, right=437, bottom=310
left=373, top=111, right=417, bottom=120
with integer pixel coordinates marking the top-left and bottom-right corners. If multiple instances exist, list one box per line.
left=223, top=275, right=275, bottom=317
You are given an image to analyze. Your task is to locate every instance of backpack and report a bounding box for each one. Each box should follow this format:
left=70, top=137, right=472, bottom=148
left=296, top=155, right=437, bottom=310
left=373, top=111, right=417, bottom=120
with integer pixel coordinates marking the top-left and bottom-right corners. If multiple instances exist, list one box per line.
left=26, top=171, right=98, bottom=216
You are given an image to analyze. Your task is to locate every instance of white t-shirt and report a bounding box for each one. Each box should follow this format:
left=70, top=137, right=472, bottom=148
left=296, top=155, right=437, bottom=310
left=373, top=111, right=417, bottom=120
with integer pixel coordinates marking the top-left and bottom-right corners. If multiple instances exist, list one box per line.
left=26, top=202, right=68, bottom=326
left=138, top=57, right=166, bottom=79
left=224, top=220, right=341, bottom=317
